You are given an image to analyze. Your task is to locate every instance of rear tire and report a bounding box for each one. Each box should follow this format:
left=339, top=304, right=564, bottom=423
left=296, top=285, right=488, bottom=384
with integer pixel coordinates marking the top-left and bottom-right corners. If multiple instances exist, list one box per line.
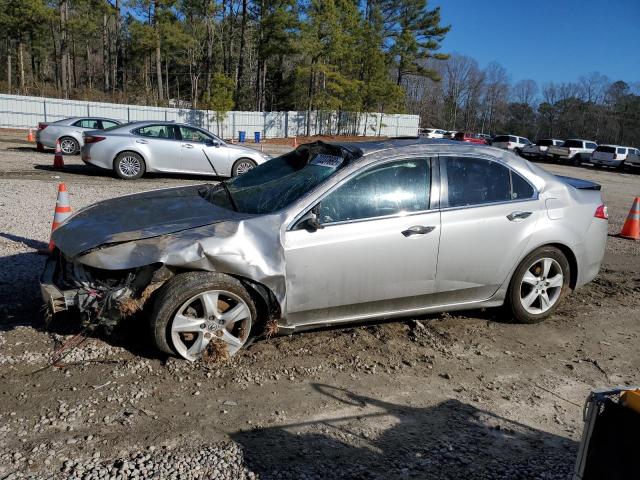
left=232, top=158, right=257, bottom=177
left=59, top=136, right=80, bottom=155
left=572, top=154, right=582, bottom=167
left=506, top=246, right=571, bottom=324
left=114, top=151, right=146, bottom=180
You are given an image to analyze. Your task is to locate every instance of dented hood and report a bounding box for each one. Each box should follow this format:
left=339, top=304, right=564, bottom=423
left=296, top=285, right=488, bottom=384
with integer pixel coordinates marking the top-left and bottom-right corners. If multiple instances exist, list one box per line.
left=52, top=185, right=252, bottom=257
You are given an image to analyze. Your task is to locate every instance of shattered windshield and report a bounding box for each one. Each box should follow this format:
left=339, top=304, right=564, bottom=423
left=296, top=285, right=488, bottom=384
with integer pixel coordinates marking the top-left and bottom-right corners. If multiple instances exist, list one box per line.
left=199, top=143, right=353, bottom=214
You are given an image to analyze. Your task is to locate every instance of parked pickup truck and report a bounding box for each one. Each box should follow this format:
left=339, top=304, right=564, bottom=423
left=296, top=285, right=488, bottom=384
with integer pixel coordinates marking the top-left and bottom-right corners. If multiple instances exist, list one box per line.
left=520, top=138, right=564, bottom=159
left=591, top=145, right=640, bottom=169
left=547, top=139, right=598, bottom=166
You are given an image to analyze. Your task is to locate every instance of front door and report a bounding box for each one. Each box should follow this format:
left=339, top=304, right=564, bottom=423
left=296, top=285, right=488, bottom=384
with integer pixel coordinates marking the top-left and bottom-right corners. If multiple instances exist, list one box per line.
left=435, top=155, right=541, bottom=304
left=179, top=126, right=229, bottom=175
left=283, top=158, right=441, bottom=326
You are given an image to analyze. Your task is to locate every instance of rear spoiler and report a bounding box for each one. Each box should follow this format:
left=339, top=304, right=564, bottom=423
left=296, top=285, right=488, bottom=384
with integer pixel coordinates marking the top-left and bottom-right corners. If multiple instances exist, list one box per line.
left=556, top=175, right=601, bottom=191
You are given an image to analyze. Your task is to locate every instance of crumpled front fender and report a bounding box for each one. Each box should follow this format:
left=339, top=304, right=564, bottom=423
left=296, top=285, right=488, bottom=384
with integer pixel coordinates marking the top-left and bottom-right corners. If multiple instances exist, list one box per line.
left=75, top=215, right=287, bottom=307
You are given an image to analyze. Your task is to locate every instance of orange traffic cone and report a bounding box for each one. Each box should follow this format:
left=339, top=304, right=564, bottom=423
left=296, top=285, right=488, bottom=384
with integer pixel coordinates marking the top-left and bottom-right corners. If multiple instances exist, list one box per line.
left=42, top=183, right=72, bottom=254
left=53, top=139, right=64, bottom=169
left=619, top=197, right=640, bottom=240
left=27, top=129, right=35, bottom=142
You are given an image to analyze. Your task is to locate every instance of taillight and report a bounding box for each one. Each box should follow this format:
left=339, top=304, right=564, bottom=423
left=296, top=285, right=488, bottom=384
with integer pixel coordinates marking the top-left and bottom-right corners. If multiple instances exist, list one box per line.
left=38, top=122, right=48, bottom=130
left=594, top=204, right=608, bottom=220
left=84, top=135, right=106, bottom=144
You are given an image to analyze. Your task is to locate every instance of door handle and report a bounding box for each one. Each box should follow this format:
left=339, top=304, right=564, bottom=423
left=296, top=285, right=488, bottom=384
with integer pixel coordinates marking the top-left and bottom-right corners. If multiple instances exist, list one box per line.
left=507, top=211, right=533, bottom=221
left=136, top=139, right=149, bottom=144
left=183, top=143, right=194, bottom=149
left=401, top=225, right=435, bottom=237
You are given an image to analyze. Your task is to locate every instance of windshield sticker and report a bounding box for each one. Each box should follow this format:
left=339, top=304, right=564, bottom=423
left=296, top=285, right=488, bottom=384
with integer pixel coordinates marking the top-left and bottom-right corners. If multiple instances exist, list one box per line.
left=310, top=154, right=343, bottom=168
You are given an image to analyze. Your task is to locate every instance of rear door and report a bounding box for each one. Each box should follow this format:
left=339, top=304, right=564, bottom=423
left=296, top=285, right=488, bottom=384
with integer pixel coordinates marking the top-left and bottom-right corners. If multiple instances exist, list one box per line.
left=283, top=157, right=441, bottom=326
left=132, top=124, right=182, bottom=171
left=435, top=155, right=541, bottom=304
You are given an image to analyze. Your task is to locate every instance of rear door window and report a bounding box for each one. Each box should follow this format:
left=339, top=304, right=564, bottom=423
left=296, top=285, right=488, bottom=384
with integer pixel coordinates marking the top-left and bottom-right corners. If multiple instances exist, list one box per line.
left=617, top=147, right=626, bottom=154
left=318, top=159, right=431, bottom=224
left=73, top=119, right=102, bottom=129
left=564, top=140, right=583, bottom=148
left=134, top=124, right=176, bottom=139
left=586, top=142, right=598, bottom=149
left=493, top=135, right=509, bottom=143
left=509, top=136, right=517, bottom=143
left=519, top=138, right=531, bottom=145
left=444, top=157, right=534, bottom=208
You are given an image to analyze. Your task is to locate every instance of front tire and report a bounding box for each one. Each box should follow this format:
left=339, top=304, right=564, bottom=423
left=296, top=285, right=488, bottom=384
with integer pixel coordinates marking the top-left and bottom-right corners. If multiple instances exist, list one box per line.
left=232, top=158, right=257, bottom=177
left=506, top=246, right=571, bottom=324
left=150, top=272, right=257, bottom=361
left=59, top=136, right=80, bottom=155
left=114, top=151, right=146, bottom=180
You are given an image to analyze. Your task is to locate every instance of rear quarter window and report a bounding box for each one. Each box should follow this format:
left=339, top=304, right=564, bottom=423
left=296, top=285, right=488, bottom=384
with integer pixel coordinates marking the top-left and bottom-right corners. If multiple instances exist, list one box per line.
left=564, top=140, right=583, bottom=148
left=493, top=135, right=509, bottom=143
left=617, top=147, right=626, bottom=154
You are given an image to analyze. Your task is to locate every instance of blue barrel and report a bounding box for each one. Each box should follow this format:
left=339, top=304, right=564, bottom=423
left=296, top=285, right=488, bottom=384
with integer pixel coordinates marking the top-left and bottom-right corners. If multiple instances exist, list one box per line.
left=238, top=131, right=246, bottom=143
left=254, top=131, right=261, bottom=143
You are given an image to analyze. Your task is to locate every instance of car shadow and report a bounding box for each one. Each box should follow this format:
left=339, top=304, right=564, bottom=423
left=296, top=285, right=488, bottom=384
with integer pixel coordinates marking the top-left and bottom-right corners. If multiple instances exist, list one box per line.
left=232, top=383, right=578, bottom=479
left=8, top=146, right=51, bottom=153
left=33, top=163, right=225, bottom=183
left=33, top=163, right=111, bottom=177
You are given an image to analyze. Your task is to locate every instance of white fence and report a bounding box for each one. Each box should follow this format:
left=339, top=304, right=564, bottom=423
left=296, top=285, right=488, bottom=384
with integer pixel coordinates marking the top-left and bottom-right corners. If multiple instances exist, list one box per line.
left=0, top=94, right=419, bottom=139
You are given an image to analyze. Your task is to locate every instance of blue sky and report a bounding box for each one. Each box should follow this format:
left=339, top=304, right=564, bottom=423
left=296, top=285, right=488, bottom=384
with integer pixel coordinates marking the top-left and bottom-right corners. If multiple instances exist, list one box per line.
left=430, top=0, right=640, bottom=85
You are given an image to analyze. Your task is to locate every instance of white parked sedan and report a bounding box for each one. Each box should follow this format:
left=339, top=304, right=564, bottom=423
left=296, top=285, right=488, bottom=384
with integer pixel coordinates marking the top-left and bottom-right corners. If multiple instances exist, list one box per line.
left=80, top=121, right=270, bottom=179
left=35, top=117, right=122, bottom=154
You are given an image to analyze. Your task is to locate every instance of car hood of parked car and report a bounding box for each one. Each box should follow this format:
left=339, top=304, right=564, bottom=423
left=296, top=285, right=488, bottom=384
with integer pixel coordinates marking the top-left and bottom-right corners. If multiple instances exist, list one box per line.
left=52, top=185, right=252, bottom=258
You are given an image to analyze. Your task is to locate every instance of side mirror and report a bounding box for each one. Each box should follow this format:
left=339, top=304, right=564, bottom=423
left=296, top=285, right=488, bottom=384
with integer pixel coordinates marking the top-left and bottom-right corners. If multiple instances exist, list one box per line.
left=206, top=139, right=221, bottom=147
left=296, top=210, right=324, bottom=232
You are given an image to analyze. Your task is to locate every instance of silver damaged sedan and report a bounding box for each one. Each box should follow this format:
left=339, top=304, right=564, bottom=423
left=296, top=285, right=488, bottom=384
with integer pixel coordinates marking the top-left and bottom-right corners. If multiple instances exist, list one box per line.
left=80, top=121, right=270, bottom=179
left=41, top=139, right=608, bottom=361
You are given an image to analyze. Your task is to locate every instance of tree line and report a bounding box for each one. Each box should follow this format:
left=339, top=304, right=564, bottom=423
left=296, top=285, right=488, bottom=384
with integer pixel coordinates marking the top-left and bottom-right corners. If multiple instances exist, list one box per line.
left=2, top=0, right=638, bottom=146
left=407, top=54, right=640, bottom=147
left=0, top=0, right=448, bottom=120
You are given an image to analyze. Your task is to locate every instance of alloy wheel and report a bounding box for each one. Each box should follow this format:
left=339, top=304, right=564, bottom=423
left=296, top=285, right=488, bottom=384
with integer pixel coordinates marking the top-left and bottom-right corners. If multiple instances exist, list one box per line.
left=119, top=156, right=141, bottom=177
left=519, top=257, right=564, bottom=315
left=60, top=138, right=77, bottom=154
left=170, top=290, right=252, bottom=361
left=235, top=161, right=255, bottom=175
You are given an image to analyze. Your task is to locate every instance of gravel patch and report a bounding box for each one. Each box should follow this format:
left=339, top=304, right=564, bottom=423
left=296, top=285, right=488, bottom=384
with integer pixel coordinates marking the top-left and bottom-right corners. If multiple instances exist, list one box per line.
left=3, top=442, right=257, bottom=480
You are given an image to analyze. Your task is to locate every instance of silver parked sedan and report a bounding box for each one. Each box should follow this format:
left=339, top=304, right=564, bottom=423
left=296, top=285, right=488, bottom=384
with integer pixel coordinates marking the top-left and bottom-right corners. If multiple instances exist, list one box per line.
left=35, top=117, right=122, bottom=154
left=80, top=121, right=270, bottom=179
left=41, top=139, right=608, bottom=361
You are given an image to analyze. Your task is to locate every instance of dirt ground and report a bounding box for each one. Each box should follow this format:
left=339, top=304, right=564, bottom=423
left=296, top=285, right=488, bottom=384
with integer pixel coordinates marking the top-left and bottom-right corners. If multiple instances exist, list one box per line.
left=0, top=132, right=639, bottom=479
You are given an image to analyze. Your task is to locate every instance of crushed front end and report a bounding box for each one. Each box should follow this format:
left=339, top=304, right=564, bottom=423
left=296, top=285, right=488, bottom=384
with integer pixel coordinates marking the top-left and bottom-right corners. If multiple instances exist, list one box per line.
left=40, top=248, right=169, bottom=329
